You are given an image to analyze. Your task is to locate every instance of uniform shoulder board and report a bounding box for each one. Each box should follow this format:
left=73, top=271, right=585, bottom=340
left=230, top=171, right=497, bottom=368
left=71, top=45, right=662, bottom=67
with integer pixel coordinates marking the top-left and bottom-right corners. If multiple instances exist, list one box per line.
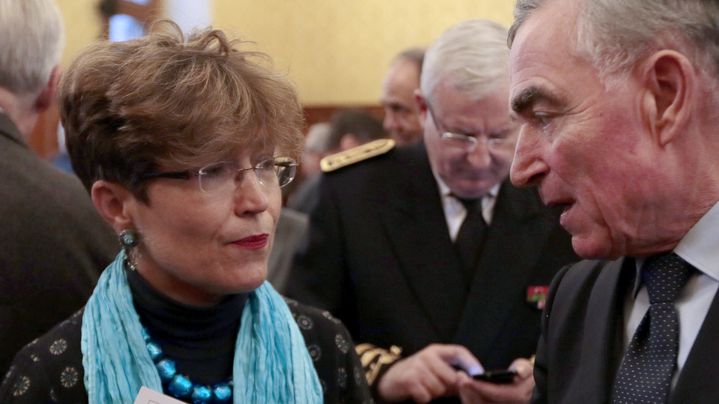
left=320, top=138, right=396, bottom=173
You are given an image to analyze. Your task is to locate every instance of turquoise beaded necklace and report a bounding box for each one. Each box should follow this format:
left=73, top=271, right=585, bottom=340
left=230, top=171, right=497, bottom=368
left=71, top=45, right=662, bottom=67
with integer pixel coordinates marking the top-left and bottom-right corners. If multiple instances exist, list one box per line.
left=141, top=327, right=233, bottom=403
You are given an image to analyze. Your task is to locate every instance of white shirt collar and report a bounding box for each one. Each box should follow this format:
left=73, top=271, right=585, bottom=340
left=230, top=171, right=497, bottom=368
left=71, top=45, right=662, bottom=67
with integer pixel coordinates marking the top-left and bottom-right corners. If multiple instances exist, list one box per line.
left=432, top=171, right=500, bottom=200
left=674, top=201, right=719, bottom=282
left=632, top=200, right=719, bottom=295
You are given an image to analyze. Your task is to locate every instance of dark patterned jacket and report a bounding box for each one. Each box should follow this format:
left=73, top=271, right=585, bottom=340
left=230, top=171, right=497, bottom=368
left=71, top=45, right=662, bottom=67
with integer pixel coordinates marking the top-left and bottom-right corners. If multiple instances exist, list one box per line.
left=0, top=300, right=372, bottom=403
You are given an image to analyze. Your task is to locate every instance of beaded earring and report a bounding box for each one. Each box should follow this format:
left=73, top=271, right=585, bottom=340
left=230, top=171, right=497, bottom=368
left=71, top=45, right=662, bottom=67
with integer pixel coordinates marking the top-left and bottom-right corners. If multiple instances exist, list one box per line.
left=119, top=229, right=139, bottom=271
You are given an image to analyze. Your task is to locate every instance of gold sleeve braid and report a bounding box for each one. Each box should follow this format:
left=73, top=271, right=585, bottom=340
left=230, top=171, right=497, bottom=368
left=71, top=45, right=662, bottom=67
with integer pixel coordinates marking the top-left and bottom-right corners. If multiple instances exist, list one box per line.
left=355, top=343, right=402, bottom=386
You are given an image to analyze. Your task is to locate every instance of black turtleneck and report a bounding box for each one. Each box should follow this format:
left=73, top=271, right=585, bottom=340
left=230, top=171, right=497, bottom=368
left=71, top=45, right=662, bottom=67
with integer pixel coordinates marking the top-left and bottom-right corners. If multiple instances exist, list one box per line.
left=126, top=269, right=247, bottom=385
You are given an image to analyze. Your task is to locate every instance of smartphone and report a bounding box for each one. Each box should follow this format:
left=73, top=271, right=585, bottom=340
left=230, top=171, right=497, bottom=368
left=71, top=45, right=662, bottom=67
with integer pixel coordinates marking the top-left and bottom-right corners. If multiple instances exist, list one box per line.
left=451, top=364, right=518, bottom=384
left=472, top=369, right=517, bottom=384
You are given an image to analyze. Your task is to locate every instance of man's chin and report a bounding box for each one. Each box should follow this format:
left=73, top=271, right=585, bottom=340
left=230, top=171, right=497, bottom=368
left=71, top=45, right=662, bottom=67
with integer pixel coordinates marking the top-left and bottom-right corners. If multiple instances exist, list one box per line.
left=449, top=182, right=494, bottom=199
left=570, top=235, right=615, bottom=260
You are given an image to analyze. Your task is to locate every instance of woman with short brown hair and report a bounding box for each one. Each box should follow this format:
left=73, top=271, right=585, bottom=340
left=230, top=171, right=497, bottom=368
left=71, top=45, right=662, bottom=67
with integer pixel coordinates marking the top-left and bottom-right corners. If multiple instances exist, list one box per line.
left=0, top=22, right=371, bottom=404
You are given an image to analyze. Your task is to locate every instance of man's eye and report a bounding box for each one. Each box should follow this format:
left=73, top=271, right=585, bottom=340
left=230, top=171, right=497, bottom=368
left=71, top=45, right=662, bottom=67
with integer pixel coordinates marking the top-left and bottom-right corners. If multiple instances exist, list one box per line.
left=489, top=130, right=511, bottom=140
left=532, top=112, right=552, bottom=128
left=388, top=104, right=410, bottom=114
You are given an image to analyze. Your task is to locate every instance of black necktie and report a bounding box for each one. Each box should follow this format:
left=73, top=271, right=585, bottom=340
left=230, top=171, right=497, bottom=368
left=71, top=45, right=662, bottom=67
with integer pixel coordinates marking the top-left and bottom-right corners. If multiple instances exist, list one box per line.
left=454, top=197, right=487, bottom=280
left=611, top=253, right=694, bottom=404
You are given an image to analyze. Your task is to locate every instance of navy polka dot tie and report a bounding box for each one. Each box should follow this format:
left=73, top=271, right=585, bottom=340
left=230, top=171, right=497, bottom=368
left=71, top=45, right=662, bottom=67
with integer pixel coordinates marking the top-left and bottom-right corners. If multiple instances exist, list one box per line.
left=611, top=253, right=694, bottom=403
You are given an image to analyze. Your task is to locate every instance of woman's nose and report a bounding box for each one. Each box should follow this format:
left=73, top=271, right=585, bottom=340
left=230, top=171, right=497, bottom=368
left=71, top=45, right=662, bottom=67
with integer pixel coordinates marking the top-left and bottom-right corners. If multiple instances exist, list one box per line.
left=233, top=173, right=270, bottom=215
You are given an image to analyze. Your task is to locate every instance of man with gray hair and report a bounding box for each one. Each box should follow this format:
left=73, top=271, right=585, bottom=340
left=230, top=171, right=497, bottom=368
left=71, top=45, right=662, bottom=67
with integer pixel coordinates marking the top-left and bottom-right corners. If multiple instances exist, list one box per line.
left=0, top=0, right=116, bottom=374
left=509, top=0, right=719, bottom=402
left=289, top=19, right=575, bottom=403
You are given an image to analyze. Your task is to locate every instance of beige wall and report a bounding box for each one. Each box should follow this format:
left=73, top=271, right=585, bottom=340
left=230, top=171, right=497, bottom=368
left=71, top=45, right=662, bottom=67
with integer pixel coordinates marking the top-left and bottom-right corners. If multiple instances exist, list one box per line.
left=55, top=1, right=514, bottom=105
left=57, top=0, right=103, bottom=69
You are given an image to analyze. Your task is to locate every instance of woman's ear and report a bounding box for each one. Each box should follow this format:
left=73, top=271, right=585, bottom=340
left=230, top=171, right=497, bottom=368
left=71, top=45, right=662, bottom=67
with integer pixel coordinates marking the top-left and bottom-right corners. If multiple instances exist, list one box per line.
left=91, top=180, right=136, bottom=233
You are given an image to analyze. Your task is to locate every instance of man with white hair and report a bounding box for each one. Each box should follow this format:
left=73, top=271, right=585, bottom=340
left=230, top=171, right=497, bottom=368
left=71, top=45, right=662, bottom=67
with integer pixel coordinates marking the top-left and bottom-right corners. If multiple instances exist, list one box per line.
left=509, top=0, right=719, bottom=402
left=0, top=0, right=116, bottom=374
left=289, top=19, right=576, bottom=403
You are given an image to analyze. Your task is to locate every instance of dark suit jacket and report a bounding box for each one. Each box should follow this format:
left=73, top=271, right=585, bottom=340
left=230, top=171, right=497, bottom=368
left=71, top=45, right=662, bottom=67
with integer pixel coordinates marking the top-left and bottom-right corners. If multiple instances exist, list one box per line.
left=534, top=258, right=719, bottom=404
left=0, top=113, right=117, bottom=374
left=287, top=143, right=577, bottom=381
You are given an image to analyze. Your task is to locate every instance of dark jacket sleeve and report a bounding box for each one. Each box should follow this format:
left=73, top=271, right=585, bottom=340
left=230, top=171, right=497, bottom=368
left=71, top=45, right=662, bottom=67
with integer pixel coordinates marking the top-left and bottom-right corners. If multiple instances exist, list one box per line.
left=0, top=344, right=53, bottom=403
left=287, top=299, right=373, bottom=403
left=0, top=311, right=86, bottom=403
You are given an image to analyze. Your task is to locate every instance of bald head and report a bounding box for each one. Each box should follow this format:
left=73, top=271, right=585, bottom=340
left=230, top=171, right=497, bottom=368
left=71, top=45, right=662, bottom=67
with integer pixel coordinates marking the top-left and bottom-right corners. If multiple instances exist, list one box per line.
left=381, top=54, right=423, bottom=145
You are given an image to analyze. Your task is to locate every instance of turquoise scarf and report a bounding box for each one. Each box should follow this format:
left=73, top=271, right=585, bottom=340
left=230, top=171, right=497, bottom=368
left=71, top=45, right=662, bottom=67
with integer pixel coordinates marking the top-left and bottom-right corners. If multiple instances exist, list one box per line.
left=81, top=251, right=323, bottom=403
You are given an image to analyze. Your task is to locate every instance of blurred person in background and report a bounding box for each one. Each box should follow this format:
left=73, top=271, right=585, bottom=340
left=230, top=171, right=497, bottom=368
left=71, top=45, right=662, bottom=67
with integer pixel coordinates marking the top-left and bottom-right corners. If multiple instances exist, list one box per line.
left=299, top=121, right=332, bottom=179
left=0, top=0, right=116, bottom=376
left=289, top=109, right=387, bottom=214
left=381, top=47, right=425, bottom=146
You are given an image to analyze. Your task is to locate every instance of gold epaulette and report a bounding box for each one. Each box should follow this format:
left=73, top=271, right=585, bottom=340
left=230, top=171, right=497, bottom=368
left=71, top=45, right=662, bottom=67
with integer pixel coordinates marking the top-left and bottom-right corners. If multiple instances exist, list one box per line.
left=320, top=139, right=396, bottom=173
left=356, top=343, right=402, bottom=385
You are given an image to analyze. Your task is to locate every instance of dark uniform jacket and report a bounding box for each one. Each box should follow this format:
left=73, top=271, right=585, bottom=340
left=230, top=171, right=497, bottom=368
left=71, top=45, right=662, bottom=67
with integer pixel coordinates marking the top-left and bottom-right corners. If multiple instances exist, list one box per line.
left=287, top=142, right=577, bottom=400
left=534, top=258, right=719, bottom=404
left=0, top=113, right=117, bottom=375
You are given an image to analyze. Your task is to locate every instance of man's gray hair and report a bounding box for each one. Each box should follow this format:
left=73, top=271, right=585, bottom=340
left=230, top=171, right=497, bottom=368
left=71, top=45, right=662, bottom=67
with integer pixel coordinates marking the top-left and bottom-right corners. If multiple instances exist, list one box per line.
left=421, top=19, right=509, bottom=103
left=0, top=0, right=65, bottom=96
left=510, top=0, right=719, bottom=77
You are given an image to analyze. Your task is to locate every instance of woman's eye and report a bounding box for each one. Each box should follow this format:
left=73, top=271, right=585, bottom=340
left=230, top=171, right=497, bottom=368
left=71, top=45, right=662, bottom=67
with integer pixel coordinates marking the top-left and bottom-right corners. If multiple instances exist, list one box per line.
left=201, top=163, right=230, bottom=178
left=256, top=159, right=276, bottom=171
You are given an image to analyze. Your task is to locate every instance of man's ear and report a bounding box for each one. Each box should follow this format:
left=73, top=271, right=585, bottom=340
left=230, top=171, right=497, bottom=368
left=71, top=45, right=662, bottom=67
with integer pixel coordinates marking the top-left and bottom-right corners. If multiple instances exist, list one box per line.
left=34, top=65, right=61, bottom=113
left=91, top=180, right=137, bottom=233
left=639, top=50, right=694, bottom=146
left=414, top=89, right=428, bottom=126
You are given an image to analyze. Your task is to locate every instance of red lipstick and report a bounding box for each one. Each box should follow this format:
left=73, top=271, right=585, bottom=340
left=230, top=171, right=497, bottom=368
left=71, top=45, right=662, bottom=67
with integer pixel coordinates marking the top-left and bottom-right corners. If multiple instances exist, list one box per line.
left=232, top=234, right=269, bottom=250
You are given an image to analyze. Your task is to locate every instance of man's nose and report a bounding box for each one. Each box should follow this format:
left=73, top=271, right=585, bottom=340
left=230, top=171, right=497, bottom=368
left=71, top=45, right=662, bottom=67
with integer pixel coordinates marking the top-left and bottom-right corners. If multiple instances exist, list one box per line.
left=383, top=112, right=398, bottom=132
left=466, top=140, right=492, bottom=168
left=510, top=129, right=547, bottom=187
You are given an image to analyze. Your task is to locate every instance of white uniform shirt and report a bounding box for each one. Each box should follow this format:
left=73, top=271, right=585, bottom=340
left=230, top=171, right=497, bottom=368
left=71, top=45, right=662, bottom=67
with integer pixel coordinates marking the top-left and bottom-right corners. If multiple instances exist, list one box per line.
left=432, top=174, right=500, bottom=241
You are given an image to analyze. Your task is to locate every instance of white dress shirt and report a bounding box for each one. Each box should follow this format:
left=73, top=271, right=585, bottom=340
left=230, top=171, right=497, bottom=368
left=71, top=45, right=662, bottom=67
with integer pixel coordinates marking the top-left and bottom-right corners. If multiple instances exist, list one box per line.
left=624, top=201, right=719, bottom=385
left=432, top=174, right=500, bottom=241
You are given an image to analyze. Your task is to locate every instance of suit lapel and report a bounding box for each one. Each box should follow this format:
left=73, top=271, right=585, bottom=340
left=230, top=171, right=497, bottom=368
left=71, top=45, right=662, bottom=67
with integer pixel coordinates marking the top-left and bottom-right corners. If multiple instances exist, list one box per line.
left=453, top=183, right=547, bottom=355
left=379, top=145, right=468, bottom=341
left=568, top=258, right=631, bottom=403
left=670, top=287, right=719, bottom=404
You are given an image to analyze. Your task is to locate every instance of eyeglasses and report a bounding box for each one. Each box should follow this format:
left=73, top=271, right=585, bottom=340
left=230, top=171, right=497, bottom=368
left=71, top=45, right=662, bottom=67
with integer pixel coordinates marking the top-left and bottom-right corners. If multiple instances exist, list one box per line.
left=140, top=156, right=298, bottom=194
left=426, top=102, right=515, bottom=152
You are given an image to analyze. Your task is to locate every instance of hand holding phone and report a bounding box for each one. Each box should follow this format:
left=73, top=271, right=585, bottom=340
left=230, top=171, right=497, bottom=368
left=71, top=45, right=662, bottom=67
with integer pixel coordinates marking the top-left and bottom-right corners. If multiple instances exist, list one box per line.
left=472, top=369, right=517, bottom=384
left=452, top=364, right=517, bottom=384
left=456, top=357, right=535, bottom=402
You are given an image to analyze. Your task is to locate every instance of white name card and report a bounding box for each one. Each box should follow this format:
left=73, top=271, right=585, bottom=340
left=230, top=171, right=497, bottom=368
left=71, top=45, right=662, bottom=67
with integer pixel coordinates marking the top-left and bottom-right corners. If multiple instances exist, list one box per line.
left=134, top=386, right=188, bottom=404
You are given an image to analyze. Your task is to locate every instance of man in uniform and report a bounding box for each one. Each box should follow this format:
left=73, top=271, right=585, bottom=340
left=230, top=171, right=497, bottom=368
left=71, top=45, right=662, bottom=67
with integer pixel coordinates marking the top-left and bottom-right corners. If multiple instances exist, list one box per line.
left=509, top=0, right=719, bottom=402
left=288, top=20, right=576, bottom=403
